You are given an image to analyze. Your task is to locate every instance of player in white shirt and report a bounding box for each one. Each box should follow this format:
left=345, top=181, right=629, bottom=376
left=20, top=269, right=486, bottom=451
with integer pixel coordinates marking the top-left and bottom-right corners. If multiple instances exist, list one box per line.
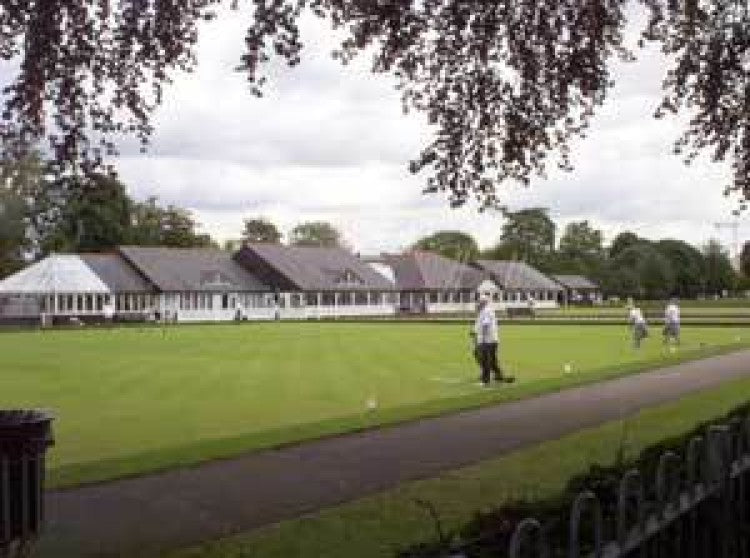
left=471, top=297, right=514, bottom=385
left=628, top=304, right=648, bottom=348
left=103, top=298, right=115, bottom=326
left=663, top=298, right=681, bottom=346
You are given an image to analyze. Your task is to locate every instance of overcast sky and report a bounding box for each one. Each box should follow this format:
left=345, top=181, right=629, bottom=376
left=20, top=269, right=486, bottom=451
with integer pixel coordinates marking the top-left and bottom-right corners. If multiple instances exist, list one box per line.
left=113, top=8, right=746, bottom=255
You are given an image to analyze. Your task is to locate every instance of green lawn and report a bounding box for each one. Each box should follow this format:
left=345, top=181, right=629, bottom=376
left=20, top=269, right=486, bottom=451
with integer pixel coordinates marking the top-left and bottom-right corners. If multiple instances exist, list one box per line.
left=537, top=304, right=750, bottom=317
left=0, top=322, right=747, bottom=488
left=163, top=374, right=750, bottom=558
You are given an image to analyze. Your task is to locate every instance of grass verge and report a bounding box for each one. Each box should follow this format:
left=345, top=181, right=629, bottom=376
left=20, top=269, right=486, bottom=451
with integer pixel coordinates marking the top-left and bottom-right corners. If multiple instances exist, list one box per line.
left=162, top=373, right=750, bottom=558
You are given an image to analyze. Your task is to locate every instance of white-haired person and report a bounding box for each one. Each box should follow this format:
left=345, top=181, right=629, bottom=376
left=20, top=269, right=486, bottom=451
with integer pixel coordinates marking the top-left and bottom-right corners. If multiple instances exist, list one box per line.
left=471, top=296, right=515, bottom=386
left=663, top=297, right=681, bottom=346
left=628, top=302, right=648, bottom=349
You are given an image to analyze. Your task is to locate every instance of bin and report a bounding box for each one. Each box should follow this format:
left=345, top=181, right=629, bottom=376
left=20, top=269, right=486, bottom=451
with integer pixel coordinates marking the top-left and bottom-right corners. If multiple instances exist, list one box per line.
left=0, top=410, right=54, bottom=547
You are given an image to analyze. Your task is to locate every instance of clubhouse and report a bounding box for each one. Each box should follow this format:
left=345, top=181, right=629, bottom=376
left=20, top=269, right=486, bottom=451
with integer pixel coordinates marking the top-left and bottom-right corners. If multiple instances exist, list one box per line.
left=0, top=244, right=585, bottom=323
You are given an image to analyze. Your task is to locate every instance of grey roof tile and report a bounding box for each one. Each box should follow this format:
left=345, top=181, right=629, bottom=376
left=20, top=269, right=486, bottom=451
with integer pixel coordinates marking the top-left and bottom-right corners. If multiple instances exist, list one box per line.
left=552, top=274, right=599, bottom=289
left=237, top=244, right=395, bottom=291
left=475, top=260, right=563, bottom=291
left=118, top=246, right=268, bottom=292
left=80, top=254, right=155, bottom=293
left=379, top=251, right=487, bottom=291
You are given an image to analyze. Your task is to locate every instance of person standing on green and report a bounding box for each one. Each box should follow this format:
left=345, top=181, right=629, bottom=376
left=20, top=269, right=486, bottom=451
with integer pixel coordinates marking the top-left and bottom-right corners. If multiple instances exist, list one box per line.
left=472, top=297, right=514, bottom=385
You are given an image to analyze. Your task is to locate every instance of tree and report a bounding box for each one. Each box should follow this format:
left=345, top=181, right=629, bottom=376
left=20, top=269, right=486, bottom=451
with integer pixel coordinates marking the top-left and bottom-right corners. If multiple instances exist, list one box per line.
left=289, top=221, right=342, bottom=247
left=489, top=208, right=555, bottom=269
left=609, top=232, right=647, bottom=260
left=412, top=231, right=479, bottom=262
left=0, top=152, right=45, bottom=275
left=559, top=221, right=604, bottom=260
left=654, top=239, right=706, bottom=298
left=0, top=2, right=746, bottom=209
left=40, top=173, right=133, bottom=253
left=222, top=239, right=243, bottom=253
left=128, top=197, right=216, bottom=248
left=129, top=197, right=165, bottom=246
left=556, top=220, right=606, bottom=279
left=638, top=247, right=676, bottom=300
left=603, top=243, right=674, bottom=299
left=242, top=217, right=282, bottom=244
left=159, top=206, right=216, bottom=248
left=702, top=239, right=736, bottom=295
left=0, top=188, right=27, bottom=277
left=741, top=241, right=750, bottom=278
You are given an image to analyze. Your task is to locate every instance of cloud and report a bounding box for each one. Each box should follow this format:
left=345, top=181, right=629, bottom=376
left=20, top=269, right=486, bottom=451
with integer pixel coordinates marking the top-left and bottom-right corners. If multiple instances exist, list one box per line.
left=105, top=10, right=747, bottom=255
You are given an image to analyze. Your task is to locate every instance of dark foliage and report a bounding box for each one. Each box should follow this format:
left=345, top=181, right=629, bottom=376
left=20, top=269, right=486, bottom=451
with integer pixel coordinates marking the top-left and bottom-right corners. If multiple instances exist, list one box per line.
left=399, top=400, right=750, bottom=557
left=0, top=1, right=747, bottom=209
left=412, top=230, right=479, bottom=262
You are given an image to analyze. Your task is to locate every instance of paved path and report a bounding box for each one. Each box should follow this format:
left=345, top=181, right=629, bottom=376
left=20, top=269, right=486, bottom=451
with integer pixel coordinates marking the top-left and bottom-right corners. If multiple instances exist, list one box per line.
left=33, top=350, right=750, bottom=558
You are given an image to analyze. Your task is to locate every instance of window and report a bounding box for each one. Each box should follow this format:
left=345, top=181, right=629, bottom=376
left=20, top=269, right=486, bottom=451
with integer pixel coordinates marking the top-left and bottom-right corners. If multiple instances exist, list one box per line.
left=305, top=293, right=318, bottom=306
left=429, top=292, right=438, bottom=303
left=334, top=269, right=364, bottom=286
left=355, top=292, right=367, bottom=306
left=221, top=294, right=229, bottom=310
left=322, top=292, right=335, bottom=306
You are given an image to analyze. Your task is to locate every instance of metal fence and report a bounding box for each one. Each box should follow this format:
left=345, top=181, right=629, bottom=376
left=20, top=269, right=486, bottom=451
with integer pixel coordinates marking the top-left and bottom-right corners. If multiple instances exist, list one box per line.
left=496, top=415, right=750, bottom=558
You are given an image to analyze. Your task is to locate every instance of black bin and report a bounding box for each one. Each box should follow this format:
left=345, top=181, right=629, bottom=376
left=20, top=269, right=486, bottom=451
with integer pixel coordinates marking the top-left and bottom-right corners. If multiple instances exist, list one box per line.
left=0, top=410, right=54, bottom=546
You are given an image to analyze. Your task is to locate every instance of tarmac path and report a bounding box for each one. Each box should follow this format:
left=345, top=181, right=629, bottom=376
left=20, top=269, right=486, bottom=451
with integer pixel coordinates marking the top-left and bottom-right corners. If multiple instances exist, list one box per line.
left=33, top=349, right=750, bottom=557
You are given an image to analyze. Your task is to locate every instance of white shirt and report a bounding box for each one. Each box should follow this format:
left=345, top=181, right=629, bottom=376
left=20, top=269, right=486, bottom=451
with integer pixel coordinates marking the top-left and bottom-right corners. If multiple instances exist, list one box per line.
left=665, top=303, right=680, bottom=324
left=103, top=302, right=115, bottom=319
left=474, top=306, right=499, bottom=344
left=628, top=307, right=645, bottom=325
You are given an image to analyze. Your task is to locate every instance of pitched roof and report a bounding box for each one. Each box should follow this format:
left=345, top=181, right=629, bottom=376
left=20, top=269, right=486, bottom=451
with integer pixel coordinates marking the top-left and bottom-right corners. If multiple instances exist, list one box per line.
left=378, top=251, right=487, bottom=291
left=552, top=274, right=599, bottom=290
left=236, top=244, right=395, bottom=291
left=367, top=261, right=397, bottom=285
left=0, top=254, right=110, bottom=294
left=474, top=260, right=563, bottom=291
left=79, top=254, right=155, bottom=293
left=118, top=246, right=268, bottom=292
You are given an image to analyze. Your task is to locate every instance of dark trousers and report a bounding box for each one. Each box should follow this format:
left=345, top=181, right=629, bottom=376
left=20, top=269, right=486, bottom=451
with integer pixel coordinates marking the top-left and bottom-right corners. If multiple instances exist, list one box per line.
left=476, top=342, right=501, bottom=384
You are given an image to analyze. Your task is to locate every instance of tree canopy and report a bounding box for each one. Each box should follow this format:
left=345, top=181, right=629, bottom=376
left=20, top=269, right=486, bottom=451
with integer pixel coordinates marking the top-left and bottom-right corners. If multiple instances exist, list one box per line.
left=411, top=230, right=479, bottom=261
left=0, top=156, right=216, bottom=275
left=242, top=217, right=283, bottom=244
left=702, top=239, right=736, bottom=295
left=0, top=1, right=747, bottom=209
left=485, top=208, right=555, bottom=269
left=0, top=187, right=28, bottom=277
left=654, top=239, right=706, bottom=298
left=289, top=221, right=342, bottom=247
left=741, top=241, right=750, bottom=278
left=39, top=173, right=134, bottom=253
left=553, top=220, right=607, bottom=282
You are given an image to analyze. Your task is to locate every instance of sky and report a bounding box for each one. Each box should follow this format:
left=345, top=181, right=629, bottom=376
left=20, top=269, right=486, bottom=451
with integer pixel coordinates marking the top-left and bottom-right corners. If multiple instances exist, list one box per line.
left=112, top=7, right=747, bottom=256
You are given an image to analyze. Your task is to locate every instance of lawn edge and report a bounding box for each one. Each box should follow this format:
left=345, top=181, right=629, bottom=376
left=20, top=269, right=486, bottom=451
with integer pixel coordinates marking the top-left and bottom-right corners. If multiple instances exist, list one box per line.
left=47, top=342, right=750, bottom=491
